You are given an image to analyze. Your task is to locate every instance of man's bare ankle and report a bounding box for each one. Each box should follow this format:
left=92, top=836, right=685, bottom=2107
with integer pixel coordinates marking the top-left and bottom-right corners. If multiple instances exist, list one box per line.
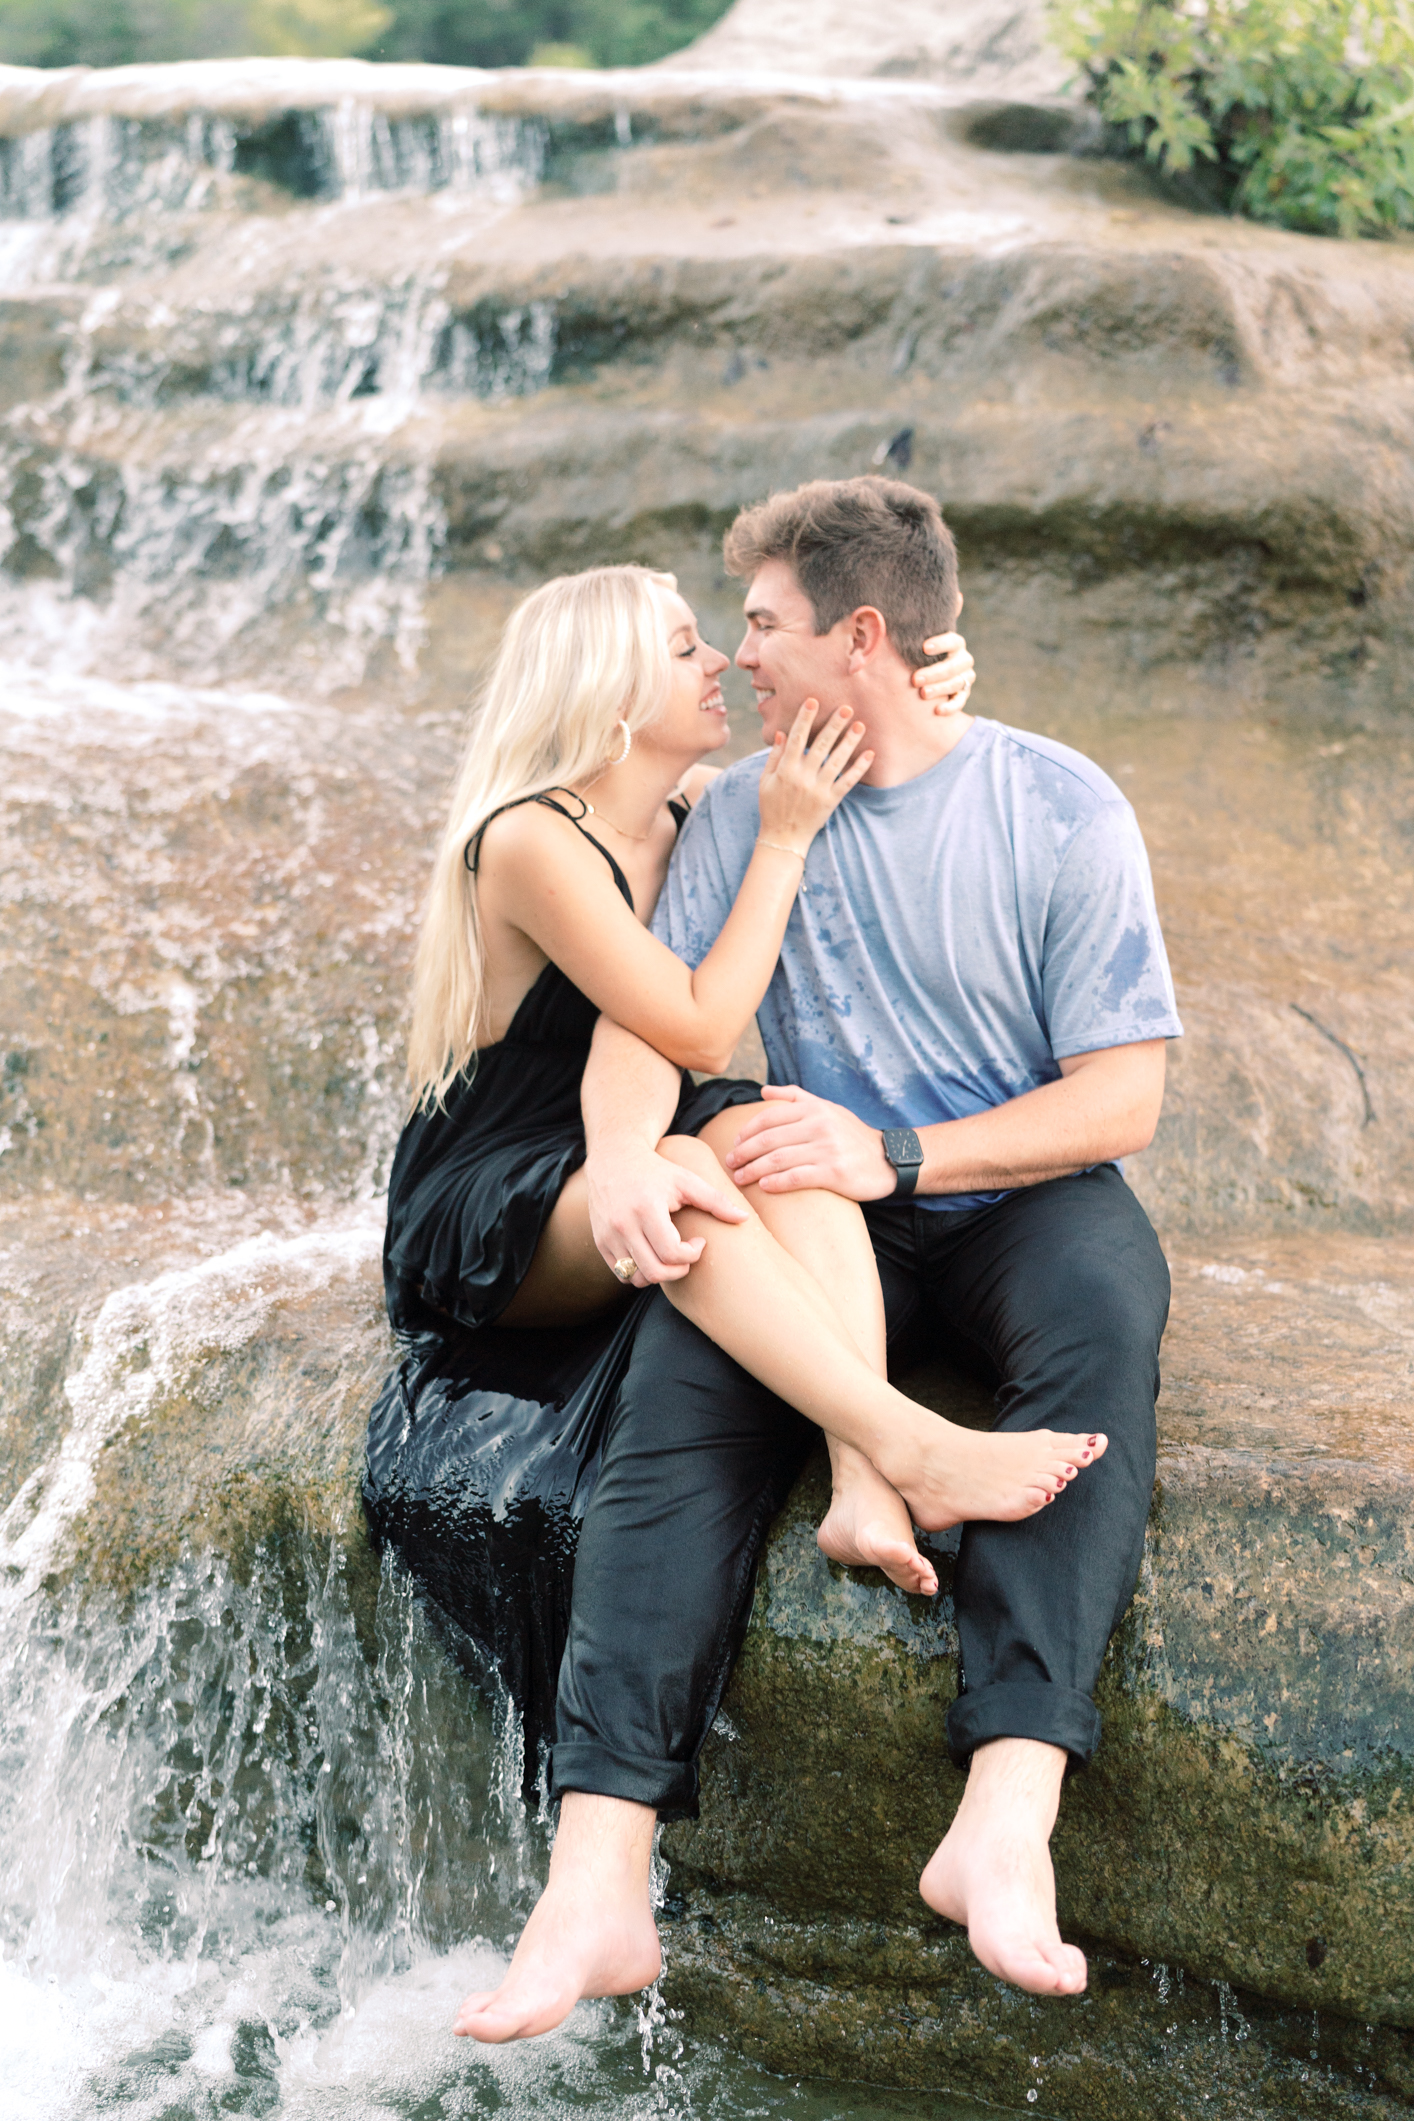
left=961, top=1737, right=1067, bottom=1827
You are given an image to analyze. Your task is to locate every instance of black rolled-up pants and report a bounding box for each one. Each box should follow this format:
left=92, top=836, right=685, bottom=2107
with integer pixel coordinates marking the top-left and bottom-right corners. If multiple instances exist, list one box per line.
left=551, top=1163, right=1169, bottom=1819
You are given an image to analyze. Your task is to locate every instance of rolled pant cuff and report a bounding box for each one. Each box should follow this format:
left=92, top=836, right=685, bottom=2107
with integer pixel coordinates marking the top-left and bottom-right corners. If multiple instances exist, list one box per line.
left=550, top=1740, right=699, bottom=1822
left=946, top=1682, right=1101, bottom=1773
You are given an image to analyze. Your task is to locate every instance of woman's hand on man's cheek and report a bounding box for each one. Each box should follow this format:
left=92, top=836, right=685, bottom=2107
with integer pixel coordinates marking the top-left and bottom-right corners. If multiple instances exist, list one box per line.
left=724, top=1085, right=897, bottom=1200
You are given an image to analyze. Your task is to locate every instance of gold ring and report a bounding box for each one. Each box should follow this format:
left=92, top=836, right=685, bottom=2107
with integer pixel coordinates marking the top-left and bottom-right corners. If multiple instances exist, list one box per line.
left=611, top=1255, right=637, bottom=1284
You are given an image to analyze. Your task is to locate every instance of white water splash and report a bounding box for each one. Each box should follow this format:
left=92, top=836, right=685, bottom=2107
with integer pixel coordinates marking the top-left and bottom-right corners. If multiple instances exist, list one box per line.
left=0, top=1217, right=382, bottom=1598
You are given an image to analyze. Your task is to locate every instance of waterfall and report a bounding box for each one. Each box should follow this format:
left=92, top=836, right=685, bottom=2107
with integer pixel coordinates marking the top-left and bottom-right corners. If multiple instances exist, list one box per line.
left=0, top=89, right=558, bottom=694
left=0, top=104, right=546, bottom=228
left=0, top=1199, right=722, bottom=2115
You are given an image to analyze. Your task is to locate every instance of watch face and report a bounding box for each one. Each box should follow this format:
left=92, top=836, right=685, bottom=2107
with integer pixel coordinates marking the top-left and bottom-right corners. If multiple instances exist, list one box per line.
left=883, top=1128, right=923, bottom=1168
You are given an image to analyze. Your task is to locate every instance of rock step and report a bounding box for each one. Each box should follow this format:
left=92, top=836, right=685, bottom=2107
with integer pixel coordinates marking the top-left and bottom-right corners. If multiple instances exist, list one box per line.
left=10, top=386, right=1408, bottom=583
left=662, top=1897, right=1412, bottom=2119
left=2, top=391, right=1410, bottom=731
left=3, top=1197, right=1411, bottom=2110
left=17, top=241, right=1414, bottom=408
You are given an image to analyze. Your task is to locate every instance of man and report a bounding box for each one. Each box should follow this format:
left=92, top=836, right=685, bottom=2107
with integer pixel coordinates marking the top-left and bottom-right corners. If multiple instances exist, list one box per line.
left=456, top=475, right=1179, bottom=2040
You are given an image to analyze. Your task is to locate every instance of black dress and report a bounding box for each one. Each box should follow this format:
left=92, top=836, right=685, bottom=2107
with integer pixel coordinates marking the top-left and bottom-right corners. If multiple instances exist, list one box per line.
left=364, top=791, right=762, bottom=1786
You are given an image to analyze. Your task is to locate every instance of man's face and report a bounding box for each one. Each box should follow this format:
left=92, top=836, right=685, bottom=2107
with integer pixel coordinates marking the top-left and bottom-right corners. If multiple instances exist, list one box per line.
left=736, top=559, right=848, bottom=745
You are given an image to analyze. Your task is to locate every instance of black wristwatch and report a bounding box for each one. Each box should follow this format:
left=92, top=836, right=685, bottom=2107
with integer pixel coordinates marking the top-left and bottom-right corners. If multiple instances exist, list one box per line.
left=881, top=1126, right=925, bottom=1199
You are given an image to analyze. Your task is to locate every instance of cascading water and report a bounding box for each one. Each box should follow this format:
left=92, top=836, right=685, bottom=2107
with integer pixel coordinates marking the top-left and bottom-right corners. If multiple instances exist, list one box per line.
left=0, top=85, right=559, bottom=690
left=0, top=1158, right=1000, bottom=2118
left=0, top=64, right=1006, bottom=2118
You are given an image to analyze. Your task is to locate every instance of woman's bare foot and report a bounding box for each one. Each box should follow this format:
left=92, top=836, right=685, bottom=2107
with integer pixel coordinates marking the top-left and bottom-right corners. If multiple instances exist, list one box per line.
left=453, top=1794, right=661, bottom=2043
left=817, top=1453, right=937, bottom=1596
left=881, top=1423, right=1107, bottom=1533
left=919, top=1736, right=1087, bottom=1997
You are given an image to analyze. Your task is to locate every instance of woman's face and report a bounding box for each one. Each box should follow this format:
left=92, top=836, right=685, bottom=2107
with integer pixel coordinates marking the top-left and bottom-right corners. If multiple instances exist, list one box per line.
left=639, top=589, right=731, bottom=765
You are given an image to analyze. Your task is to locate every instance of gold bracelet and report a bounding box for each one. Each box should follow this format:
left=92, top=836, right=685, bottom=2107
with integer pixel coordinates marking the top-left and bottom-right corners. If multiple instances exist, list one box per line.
left=756, top=837, right=807, bottom=862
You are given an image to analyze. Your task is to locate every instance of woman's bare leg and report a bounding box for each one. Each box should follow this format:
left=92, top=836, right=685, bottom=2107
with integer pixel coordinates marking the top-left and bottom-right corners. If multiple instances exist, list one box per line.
left=504, top=1121, right=934, bottom=1586
left=653, top=1135, right=1106, bottom=1531
left=693, top=1112, right=935, bottom=1596
left=499, top=1145, right=1103, bottom=1527
left=498, top=1166, right=630, bottom=1328
left=453, top=1793, right=659, bottom=2042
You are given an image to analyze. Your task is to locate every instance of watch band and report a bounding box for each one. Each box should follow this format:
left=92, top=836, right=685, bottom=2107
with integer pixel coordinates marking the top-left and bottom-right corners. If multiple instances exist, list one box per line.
left=881, top=1126, right=924, bottom=1199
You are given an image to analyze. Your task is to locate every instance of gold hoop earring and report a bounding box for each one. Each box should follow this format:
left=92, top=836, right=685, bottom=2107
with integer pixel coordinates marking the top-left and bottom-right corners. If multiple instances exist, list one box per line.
left=611, top=718, right=632, bottom=766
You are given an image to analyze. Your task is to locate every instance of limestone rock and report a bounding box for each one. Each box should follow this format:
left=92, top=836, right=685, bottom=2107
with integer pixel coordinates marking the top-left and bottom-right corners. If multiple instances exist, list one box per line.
left=2, top=60, right=1413, bottom=730
left=658, top=1236, right=1414, bottom=2113
left=662, top=0, right=1072, bottom=98
left=0, top=675, right=449, bottom=1205
left=0, top=1196, right=390, bottom=1588
left=5, top=1199, right=1413, bottom=2116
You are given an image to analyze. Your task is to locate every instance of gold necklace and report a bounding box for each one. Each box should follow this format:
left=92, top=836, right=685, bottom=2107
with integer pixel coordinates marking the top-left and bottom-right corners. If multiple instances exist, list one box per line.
left=582, top=798, right=656, bottom=843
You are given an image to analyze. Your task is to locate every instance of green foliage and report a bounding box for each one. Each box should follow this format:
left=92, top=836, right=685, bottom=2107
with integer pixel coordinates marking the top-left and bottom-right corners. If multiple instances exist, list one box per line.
left=251, top=0, right=392, bottom=56
left=370, top=0, right=733, bottom=71
left=0, top=0, right=733, bottom=70
left=528, top=39, right=595, bottom=64
left=1050, top=0, right=1414, bottom=237
left=0, top=0, right=387, bottom=65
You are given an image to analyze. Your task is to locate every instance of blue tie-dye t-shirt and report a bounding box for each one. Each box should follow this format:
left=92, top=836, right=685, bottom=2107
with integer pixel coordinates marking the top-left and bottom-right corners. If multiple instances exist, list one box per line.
left=652, top=716, right=1183, bottom=1212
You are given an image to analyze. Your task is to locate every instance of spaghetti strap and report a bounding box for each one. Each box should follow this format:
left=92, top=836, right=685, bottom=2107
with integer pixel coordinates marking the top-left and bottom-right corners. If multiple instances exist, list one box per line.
left=464, top=787, right=634, bottom=907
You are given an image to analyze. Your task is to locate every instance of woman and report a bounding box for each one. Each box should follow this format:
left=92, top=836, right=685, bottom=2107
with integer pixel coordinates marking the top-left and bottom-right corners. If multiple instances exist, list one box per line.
left=370, top=564, right=1104, bottom=1680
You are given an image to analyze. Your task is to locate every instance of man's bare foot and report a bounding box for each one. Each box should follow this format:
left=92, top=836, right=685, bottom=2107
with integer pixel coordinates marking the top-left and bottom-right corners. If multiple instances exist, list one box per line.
left=919, top=1736, right=1086, bottom=1997
left=817, top=1456, right=937, bottom=1595
left=453, top=1794, right=661, bottom=2043
left=881, top=1423, right=1107, bottom=1533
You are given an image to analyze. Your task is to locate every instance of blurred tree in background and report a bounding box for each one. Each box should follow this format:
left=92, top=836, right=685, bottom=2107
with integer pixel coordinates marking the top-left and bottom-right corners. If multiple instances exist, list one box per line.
left=0, top=0, right=731, bottom=68
left=373, top=0, right=734, bottom=68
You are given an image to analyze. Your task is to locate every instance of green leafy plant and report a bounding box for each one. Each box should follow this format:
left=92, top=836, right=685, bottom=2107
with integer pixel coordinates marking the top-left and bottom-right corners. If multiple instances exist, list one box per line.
left=1049, top=0, right=1414, bottom=237
left=0, top=0, right=732, bottom=71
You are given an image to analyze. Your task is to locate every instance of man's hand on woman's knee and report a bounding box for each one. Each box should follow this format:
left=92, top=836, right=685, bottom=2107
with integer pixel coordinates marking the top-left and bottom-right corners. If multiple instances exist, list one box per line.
left=724, top=1084, right=896, bottom=1199
left=586, top=1145, right=748, bottom=1289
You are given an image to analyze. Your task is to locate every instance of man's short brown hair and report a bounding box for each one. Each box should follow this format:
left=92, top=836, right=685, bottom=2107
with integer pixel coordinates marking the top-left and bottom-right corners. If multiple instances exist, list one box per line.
left=722, top=475, right=960, bottom=672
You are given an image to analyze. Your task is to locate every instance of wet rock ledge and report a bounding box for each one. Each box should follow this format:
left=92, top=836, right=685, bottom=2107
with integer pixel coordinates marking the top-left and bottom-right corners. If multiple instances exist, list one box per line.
left=665, top=1240, right=1414, bottom=2119
left=5, top=1193, right=1413, bottom=2121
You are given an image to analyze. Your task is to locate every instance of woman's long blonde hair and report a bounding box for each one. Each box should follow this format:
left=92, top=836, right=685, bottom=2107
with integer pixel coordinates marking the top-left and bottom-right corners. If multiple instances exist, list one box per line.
left=406, top=564, right=677, bottom=1110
